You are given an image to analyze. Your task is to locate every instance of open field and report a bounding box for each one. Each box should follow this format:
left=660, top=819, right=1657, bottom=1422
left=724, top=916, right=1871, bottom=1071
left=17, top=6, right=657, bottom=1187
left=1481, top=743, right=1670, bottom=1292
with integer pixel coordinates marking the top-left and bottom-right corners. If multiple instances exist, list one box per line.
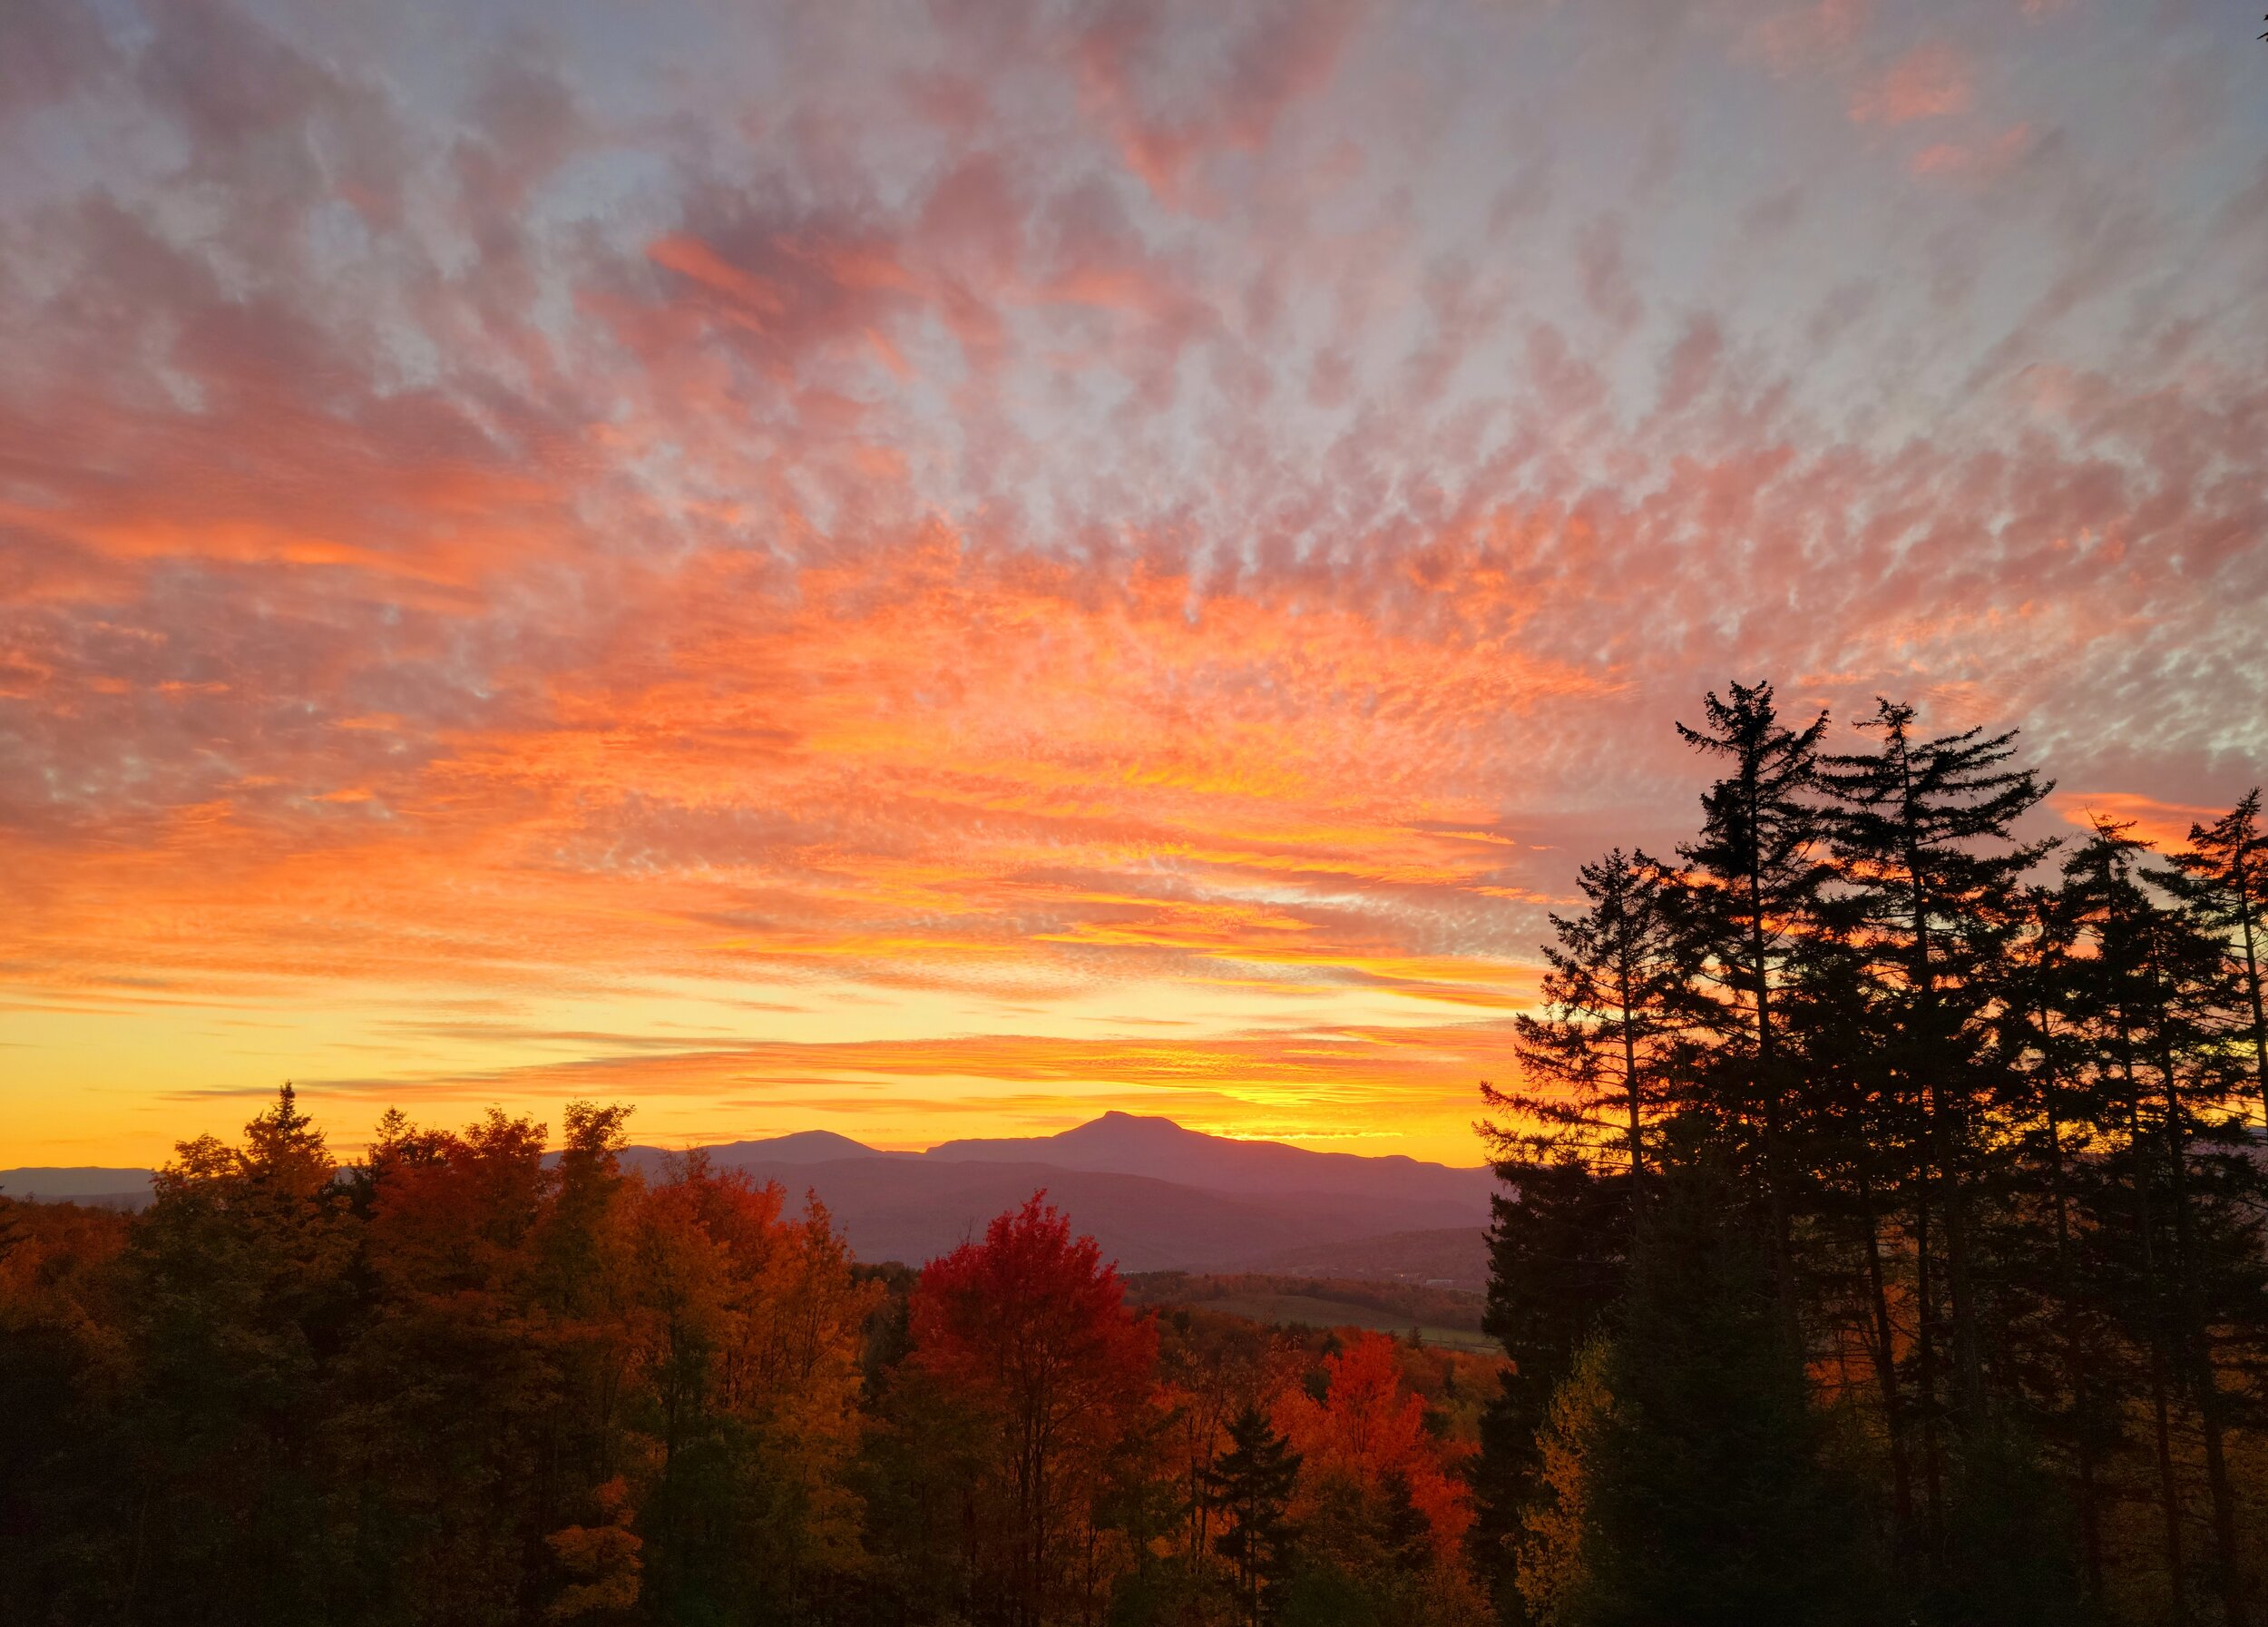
left=1122, top=1272, right=1498, bottom=1353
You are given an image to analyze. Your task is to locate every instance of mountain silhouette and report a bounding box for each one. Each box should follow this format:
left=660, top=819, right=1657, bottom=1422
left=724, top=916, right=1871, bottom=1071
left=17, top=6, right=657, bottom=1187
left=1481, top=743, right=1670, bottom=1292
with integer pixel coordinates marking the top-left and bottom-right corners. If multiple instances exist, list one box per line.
left=625, top=1128, right=900, bottom=1168
left=652, top=1113, right=1493, bottom=1270
left=0, top=1166, right=155, bottom=1205
left=923, top=1111, right=1495, bottom=1205
left=3, top=1113, right=1496, bottom=1273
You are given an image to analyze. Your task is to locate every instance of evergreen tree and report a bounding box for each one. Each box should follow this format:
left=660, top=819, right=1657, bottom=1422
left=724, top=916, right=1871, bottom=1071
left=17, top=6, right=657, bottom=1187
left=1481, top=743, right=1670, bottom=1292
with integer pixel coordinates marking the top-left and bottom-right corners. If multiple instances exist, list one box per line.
left=1820, top=698, right=2054, bottom=1418
left=1470, top=1157, right=1628, bottom=1617
left=1204, top=1405, right=1302, bottom=1625
left=2165, top=789, right=2268, bottom=1126
left=1521, top=1128, right=1892, bottom=1627
left=1674, top=680, right=1835, bottom=1299
left=1498, top=848, right=1690, bottom=1188
left=1816, top=698, right=2058, bottom=1589
left=1997, top=883, right=2117, bottom=1606
left=2060, top=820, right=2262, bottom=1626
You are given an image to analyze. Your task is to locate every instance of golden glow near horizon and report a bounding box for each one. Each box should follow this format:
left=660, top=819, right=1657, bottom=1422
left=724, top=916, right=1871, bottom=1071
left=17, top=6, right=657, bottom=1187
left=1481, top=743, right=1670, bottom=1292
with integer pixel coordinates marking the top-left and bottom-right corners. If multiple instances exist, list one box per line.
left=4, top=2, right=2265, bottom=1166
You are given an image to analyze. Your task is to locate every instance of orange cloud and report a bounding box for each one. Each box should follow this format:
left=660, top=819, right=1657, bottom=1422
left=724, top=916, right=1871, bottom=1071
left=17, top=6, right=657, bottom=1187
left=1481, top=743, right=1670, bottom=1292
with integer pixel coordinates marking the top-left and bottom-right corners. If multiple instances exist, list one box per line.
left=2050, top=791, right=2222, bottom=853
left=4, top=0, right=2263, bottom=1172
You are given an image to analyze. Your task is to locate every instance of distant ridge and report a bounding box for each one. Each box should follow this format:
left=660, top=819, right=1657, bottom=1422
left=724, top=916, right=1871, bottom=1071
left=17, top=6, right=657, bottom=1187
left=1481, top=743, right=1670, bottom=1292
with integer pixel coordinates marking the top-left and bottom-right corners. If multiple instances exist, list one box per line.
left=3, top=1113, right=1500, bottom=1270
left=617, top=1128, right=894, bottom=1172
left=0, top=1166, right=156, bottom=1202
left=923, top=1111, right=1496, bottom=1205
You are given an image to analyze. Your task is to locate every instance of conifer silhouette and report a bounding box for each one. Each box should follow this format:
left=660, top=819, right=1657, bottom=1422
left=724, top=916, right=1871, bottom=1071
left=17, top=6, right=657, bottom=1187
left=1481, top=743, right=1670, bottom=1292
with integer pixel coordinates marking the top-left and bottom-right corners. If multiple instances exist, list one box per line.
left=1202, top=1405, right=1302, bottom=1625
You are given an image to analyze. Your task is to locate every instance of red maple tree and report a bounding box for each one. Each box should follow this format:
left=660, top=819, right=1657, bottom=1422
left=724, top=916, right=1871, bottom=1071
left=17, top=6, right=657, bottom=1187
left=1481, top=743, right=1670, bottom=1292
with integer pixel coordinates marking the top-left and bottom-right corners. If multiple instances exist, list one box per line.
left=911, top=1192, right=1158, bottom=1624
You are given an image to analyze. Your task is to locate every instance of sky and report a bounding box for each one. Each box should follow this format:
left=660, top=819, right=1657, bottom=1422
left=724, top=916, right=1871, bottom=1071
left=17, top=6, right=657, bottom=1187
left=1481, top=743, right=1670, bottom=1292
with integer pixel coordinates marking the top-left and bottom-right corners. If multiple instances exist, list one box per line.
left=2, top=0, right=2264, bottom=1168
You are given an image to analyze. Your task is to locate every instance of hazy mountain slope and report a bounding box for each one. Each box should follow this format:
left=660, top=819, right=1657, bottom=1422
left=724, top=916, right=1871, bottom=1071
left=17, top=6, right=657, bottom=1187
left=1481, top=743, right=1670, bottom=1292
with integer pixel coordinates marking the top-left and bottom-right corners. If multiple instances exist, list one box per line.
left=923, top=1111, right=1494, bottom=1209
left=0, top=1167, right=156, bottom=1203
left=615, top=1128, right=889, bottom=1173
left=716, top=1157, right=1468, bottom=1273
left=3, top=1115, right=1496, bottom=1269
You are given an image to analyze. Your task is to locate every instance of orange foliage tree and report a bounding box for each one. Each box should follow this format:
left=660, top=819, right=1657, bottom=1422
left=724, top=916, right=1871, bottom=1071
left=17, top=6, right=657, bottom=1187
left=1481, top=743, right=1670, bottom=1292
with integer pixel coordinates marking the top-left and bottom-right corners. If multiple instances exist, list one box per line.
left=1274, top=1331, right=1473, bottom=1560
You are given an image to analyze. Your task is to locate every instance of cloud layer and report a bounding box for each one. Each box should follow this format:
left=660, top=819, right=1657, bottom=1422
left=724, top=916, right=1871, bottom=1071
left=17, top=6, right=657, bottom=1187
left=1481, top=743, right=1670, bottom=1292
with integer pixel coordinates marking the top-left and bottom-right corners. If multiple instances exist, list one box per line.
left=3, top=0, right=2263, bottom=1161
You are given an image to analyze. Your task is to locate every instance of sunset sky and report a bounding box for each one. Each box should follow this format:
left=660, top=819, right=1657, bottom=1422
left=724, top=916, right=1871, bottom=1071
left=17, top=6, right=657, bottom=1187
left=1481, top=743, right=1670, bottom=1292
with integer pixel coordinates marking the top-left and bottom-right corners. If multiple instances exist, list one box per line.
left=3, top=0, right=2264, bottom=1167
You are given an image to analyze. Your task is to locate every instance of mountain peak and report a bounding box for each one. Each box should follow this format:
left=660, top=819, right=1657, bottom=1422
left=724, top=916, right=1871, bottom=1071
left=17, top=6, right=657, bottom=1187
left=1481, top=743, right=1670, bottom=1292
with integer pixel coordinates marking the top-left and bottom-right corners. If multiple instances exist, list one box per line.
left=1063, top=1111, right=1199, bottom=1140
left=627, top=1128, right=889, bottom=1169
left=920, top=1113, right=1491, bottom=1205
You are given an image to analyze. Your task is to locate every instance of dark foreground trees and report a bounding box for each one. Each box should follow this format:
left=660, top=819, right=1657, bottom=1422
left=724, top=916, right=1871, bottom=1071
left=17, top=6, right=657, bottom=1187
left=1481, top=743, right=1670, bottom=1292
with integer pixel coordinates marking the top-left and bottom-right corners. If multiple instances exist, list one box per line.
left=1515, top=1135, right=1889, bottom=1627
left=1480, top=682, right=2268, bottom=1627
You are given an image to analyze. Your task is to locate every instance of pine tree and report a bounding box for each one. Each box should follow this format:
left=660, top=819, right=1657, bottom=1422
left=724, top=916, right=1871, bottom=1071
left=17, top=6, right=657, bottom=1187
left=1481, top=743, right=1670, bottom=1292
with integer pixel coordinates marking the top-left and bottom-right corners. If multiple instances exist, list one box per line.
left=2060, top=820, right=2261, bottom=1626
left=1497, top=848, right=1690, bottom=1189
left=1674, top=680, right=1834, bottom=1300
left=1774, top=887, right=1940, bottom=1569
left=1203, top=1406, right=1301, bottom=1625
left=1471, top=1156, right=1629, bottom=1613
left=1998, top=884, right=2116, bottom=1605
left=2165, top=789, right=2268, bottom=1127
left=1817, top=698, right=2057, bottom=1584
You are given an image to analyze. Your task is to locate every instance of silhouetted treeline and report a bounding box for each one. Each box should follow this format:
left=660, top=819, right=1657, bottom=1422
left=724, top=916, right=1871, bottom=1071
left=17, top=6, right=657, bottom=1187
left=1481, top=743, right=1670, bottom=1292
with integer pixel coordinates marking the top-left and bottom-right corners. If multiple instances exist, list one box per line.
left=1478, top=681, right=2268, bottom=1627
left=0, top=1096, right=1495, bottom=1625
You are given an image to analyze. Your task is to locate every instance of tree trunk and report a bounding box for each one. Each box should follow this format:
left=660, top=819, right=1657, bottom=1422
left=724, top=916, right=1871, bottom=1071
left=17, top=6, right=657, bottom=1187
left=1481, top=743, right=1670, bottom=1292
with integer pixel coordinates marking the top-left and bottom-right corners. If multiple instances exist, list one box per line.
left=1854, top=1158, right=1916, bottom=1557
left=2037, top=1033, right=2104, bottom=1602
left=2127, top=1071, right=2192, bottom=1627
left=1902, top=812, right=1983, bottom=1426
left=2157, top=1032, right=2248, bottom=1627
left=1913, top=1179, right=1946, bottom=1563
left=2238, top=881, right=2268, bottom=1132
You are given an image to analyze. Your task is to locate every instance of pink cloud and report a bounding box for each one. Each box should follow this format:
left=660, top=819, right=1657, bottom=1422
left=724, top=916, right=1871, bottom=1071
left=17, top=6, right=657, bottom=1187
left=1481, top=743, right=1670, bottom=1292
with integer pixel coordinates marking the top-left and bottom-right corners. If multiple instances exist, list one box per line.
left=1850, top=44, right=1973, bottom=124
left=1909, top=122, right=2037, bottom=181
left=4, top=0, right=2264, bottom=1161
left=1746, top=0, right=1870, bottom=76
left=648, top=234, right=791, bottom=321
left=1073, top=0, right=1358, bottom=206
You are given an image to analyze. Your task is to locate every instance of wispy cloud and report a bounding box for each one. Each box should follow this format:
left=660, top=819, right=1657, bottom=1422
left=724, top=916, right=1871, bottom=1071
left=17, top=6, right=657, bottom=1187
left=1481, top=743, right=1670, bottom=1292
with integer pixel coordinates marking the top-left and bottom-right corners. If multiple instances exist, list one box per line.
left=2, top=0, right=2263, bottom=1163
